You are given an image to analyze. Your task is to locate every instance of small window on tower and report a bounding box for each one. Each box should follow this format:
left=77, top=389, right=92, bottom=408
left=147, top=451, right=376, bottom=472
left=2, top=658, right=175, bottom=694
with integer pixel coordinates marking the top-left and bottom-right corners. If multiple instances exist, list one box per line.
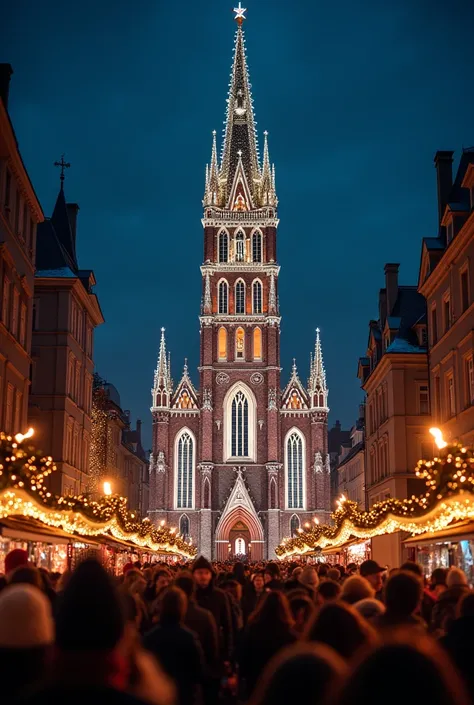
left=253, top=280, right=262, bottom=314
left=252, top=232, right=262, bottom=262
left=219, top=231, right=228, bottom=263
left=218, top=327, right=227, bottom=360
left=236, top=327, right=245, bottom=359
left=235, top=231, right=245, bottom=262
left=253, top=328, right=262, bottom=360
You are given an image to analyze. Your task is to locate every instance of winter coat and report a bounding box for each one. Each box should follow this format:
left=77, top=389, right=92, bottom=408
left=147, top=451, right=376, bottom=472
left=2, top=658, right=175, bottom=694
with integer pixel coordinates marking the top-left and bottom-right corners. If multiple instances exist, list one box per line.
left=144, top=623, right=203, bottom=705
left=241, top=587, right=266, bottom=623
left=238, top=623, right=296, bottom=697
left=184, top=600, right=219, bottom=676
left=194, top=583, right=233, bottom=661
left=441, top=615, right=474, bottom=700
left=431, top=585, right=469, bottom=635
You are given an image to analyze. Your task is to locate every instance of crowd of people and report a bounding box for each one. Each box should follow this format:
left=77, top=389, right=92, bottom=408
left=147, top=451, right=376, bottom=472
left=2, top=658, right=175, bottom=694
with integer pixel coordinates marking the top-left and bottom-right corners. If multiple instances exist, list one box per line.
left=1, top=548, right=474, bottom=705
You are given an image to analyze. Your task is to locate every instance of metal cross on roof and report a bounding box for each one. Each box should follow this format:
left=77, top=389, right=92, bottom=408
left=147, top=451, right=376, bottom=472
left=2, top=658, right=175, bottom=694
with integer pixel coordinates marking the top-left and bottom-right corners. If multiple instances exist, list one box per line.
left=54, top=154, right=71, bottom=187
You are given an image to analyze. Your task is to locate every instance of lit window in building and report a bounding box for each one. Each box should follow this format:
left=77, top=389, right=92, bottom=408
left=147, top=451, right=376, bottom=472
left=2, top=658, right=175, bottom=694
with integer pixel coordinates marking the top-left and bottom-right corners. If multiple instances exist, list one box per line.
left=176, top=432, right=194, bottom=509
left=235, top=327, right=245, bottom=359
left=287, top=431, right=304, bottom=509
left=235, top=231, right=245, bottom=262
left=218, top=327, right=227, bottom=360
left=253, top=328, right=262, bottom=360
left=231, top=390, right=249, bottom=457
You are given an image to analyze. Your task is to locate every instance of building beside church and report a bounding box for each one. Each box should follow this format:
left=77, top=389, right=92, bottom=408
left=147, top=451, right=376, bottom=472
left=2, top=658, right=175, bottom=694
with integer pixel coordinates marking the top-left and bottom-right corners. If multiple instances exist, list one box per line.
left=148, top=6, right=330, bottom=559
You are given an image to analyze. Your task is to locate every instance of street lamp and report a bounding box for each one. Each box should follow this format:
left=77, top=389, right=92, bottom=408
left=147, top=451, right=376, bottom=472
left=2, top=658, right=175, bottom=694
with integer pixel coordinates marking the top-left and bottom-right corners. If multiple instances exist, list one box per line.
left=429, top=427, right=447, bottom=449
left=103, top=481, right=112, bottom=496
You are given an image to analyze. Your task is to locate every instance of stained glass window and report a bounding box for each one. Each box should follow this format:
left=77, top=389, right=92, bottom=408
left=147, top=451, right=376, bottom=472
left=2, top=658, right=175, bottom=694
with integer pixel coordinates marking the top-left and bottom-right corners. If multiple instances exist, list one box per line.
left=177, top=432, right=193, bottom=508
left=231, top=391, right=249, bottom=457
left=287, top=432, right=303, bottom=509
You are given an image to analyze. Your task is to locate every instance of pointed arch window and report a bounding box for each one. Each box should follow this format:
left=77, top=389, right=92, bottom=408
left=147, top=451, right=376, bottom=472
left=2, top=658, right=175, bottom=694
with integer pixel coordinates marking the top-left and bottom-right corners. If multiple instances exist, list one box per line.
left=253, top=280, right=262, bottom=314
left=179, top=514, right=190, bottom=540
left=290, top=514, right=300, bottom=537
left=270, top=477, right=277, bottom=509
left=203, top=477, right=210, bottom=509
left=218, top=231, right=228, bottom=263
left=235, top=327, right=245, bottom=360
left=219, top=280, right=228, bottom=314
left=235, top=231, right=245, bottom=262
left=286, top=431, right=304, bottom=509
left=235, top=280, right=245, bottom=314
left=218, top=327, right=227, bottom=361
left=176, top=431, right=194, bottom=509
left=232, top=390, right=249, bottom=457
left=252, top=231, right=262, bottom=262
left=253, top=328, right=262, bottom=360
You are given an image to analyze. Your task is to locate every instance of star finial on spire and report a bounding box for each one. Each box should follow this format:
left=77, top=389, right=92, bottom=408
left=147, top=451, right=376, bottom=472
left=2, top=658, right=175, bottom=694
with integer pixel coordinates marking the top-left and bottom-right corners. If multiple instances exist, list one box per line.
left=237, top=149, right=242, bottom=158
left=54, top=154, right=70, bottom=190
left=233, top=2, right=247, bottom=25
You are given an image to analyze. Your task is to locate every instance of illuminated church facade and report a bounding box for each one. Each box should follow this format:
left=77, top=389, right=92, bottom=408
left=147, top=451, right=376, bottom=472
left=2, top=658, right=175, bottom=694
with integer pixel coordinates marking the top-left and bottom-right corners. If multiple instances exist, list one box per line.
left=148, top=5, right=330, bottom=559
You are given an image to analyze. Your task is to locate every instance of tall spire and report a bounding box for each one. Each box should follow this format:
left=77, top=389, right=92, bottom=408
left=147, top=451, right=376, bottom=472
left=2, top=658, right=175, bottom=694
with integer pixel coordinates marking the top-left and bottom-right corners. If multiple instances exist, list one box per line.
left=203, top=271, right=212, bottom=313
left=204, top=130, right=219, bottom=206
left=261, top=130, right=277, bottom=206
left=220, top=8, right=260, bottom=206
left=151, top=327, right=172, bottom=410
left=308, top=328, right=329, bottom=410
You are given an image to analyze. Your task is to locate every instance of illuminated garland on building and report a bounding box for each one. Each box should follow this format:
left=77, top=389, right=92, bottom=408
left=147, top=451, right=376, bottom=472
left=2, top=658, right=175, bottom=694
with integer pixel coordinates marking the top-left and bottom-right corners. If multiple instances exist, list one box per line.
left=276, top=440, right=474, bottom=559
left=88, top=384, right=108, bottom=494
left=0, top=431, right=196, bottom=559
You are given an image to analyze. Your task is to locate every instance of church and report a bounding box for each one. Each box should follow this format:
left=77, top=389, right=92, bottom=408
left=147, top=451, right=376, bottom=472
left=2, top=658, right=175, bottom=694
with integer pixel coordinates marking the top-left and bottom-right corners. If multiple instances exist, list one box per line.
left=148, top=4, right=331, bottom=559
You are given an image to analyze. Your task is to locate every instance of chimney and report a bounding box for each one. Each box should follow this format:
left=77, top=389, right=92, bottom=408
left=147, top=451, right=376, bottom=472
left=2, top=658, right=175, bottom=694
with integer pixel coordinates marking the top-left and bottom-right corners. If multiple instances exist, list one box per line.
left=0, top=64, right=13, bottom=111
left=434, top=151, right=454, bottom=223
left=66, top=203, right=79, bottom=244
left=379, top=288, right=387, bottom=328
left=384, top=263, right=399, bottom=316
left=136, top=419, right=142, bottom=439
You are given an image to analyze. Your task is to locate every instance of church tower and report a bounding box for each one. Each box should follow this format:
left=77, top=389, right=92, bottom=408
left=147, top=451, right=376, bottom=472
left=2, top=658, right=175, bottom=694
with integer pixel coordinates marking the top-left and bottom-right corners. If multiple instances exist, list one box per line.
left=149, top=4, right=330, bottom=559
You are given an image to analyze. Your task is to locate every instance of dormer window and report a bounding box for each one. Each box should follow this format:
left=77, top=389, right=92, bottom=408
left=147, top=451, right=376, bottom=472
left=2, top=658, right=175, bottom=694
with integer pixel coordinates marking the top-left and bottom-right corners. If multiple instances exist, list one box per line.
left=446, top=221, right=454, bottom=244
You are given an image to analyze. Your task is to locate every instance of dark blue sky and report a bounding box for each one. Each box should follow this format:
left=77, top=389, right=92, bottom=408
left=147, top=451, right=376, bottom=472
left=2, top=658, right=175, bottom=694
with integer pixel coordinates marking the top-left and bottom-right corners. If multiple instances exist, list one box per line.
left=3, top=0, right=474, bottom=448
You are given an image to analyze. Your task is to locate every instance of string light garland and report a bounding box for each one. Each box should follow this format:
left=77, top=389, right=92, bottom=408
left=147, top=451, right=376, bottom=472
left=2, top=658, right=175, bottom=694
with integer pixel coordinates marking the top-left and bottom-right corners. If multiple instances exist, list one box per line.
left=276, top=438, right=474, bottom=559
left=0, top=431, right=196, bottom=559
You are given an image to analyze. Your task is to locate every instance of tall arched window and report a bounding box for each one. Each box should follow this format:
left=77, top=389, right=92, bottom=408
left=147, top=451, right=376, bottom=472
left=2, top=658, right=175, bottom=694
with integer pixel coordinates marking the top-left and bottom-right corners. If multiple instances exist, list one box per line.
left=252, top=231, right=262, bottom=262
left=235, top=280, right=245, bottom=314
left=218, top=327, right=227, bottom=360
left=218, top=231, right=228, bottom=263
left=290, top=514, right=300, bottom=536
left=235, top=231, right=245, bottom=262
left=253, top=328, right=262, bottom=360
left=252, top=280, right=262, bottom=314
left=286, top=431, right=304, bottom=509
left=176, top=431, right=194, bottom=509
left=235, top=327, right=245, bottom=360
left=232, top=390, right=249, bottom=457
left=218, top=280, right=228, bottom=314
left=179, top=514, right=190, bottom=540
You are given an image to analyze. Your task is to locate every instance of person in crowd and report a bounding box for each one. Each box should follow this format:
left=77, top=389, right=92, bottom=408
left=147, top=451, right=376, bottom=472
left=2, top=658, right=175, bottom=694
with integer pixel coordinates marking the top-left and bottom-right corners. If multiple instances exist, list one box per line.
left=305, top=601, right=376, bottom=660
left=4, top=547, right=29, bottom=577
left=354, top=598, right=386, bottom=622
left=263, top=562, right=284, bottom=591
left=239, top=591, right=296, bottom=697
left=284, top=566, right=304, bottom=592
left=242, top=570, right=267, bottom=622
left=8, top=564, right=43, bottom=588
left=192, top=556, right=233, bottom=662
left=144, top=587, right=204, bottom=705
left=174, top=571, right=219, bottom=677
left=25, top=559, right=175, bottom=705
left=317, top=563, right=329, bottom=579
left=0, top=584, right=55, bottom=700
left=429, top=567, right=448, bottom=599
left=400, top=560, right=435, bottom=624
left=340, top=575, right=375, bottom=605
left=288, top=593, right=316, bottom=636
left=346, top=562, right=358, bottom=577
left=359, top=560, right=385, bottom=600
left=221, top=578, right=244, bottom=639
left=431, top=566, right=470, bottom=636
left=373, top=570, right=425, bottom=632
left=232, top=562, right=247, bottom=588
left=315, top=579, right=341, bottom=606
left=298, top=566, right=319, bottom=600
left=441, top=590, right=474, bottom=700
left=334, top=636, right=471, bottom=705
left=250, top=642, right=346, bottom=705
left=327, top=567, right=341, bottom=582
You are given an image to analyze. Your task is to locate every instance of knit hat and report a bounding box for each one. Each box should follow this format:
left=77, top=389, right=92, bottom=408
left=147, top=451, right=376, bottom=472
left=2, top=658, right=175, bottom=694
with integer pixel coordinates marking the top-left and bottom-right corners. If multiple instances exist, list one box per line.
left=192, top=555, right=213, bottom=573
left=0, top=584, right=54, bottom=648
left=446, top=566, right=468, bottom=588
left=5, top=548, right=29, bottom=575
left=55, top=559, right=125, bottom=652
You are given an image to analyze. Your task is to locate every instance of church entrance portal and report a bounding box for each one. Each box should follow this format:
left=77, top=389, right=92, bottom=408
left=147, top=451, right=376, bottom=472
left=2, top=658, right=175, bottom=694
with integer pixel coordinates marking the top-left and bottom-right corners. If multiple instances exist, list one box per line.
left=229, top=520, right=250, bottom=558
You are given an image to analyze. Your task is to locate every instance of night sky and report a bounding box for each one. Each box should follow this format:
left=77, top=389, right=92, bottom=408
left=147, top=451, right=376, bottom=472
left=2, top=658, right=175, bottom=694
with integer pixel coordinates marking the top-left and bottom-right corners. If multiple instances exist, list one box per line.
left=3, top=0, right=474, bottom=449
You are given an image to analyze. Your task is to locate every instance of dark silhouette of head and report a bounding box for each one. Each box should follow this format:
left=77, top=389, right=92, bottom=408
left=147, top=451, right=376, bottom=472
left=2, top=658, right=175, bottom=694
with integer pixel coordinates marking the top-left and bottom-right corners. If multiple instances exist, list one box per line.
left=249, top=590, right=293, bottom=631
left=250, top=642, right=346, bottom=705
left=305, top=601, right=375, bottom=659
left=385, top=571, right=422, bottom=617
left=159, top=587, right=187, bottom=626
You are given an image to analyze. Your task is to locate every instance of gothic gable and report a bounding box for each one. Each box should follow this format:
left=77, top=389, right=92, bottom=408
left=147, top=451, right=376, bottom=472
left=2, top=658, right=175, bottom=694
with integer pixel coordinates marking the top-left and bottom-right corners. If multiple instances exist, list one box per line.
left=226, top=156, right=255, bottom=212
left=171, top=362, right=199, bottom=412
left=281, top=362, right=309, bottom=413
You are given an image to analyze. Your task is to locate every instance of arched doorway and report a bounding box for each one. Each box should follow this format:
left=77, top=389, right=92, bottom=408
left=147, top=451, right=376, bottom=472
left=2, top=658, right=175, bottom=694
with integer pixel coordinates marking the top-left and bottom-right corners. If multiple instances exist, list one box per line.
left=229, top=520, right=250, bottom=558
left=215, top=506, right=264, bottom=560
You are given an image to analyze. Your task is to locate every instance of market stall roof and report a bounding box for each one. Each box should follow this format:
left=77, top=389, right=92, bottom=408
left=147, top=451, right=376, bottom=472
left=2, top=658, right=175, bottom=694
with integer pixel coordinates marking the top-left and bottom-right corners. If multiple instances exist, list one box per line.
left=403, top=520, right=474, bottom=545
left=0, top=516, right=100, bottom=546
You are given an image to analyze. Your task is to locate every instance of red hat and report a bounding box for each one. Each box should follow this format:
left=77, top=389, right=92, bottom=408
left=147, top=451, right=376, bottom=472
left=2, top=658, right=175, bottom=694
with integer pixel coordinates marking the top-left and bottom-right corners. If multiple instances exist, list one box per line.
left=122, top=562, right=134, bottom=575
left=5, top=549, right=29, bottom=575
